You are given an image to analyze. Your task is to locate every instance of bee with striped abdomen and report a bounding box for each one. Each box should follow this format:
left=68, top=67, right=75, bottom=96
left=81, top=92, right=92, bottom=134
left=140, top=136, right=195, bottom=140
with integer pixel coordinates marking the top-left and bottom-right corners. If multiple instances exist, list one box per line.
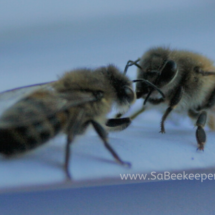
left=0, top=64, right=164, bottom=179
left=0, top=65, right=135, bottom=179
left=125, top=47, right=215, bottom=151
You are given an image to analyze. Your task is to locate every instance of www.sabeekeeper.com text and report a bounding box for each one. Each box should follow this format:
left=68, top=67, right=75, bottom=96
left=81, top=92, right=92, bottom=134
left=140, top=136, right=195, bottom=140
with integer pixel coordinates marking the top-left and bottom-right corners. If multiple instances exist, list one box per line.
left=120, top=171, right=215, bottom=182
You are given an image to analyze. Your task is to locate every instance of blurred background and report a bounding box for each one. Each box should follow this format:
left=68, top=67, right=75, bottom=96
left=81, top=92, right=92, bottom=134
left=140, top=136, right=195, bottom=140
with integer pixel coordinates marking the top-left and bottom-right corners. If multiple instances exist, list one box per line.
left=1, top=1, right=215, bottom=214
left=1, top=0, right=215, bottom=91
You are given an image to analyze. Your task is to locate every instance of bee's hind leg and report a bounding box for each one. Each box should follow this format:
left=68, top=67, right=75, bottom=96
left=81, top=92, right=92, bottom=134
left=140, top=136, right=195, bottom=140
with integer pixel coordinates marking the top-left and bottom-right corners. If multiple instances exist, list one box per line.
left=196, top=111, right=207, bottom=151
left=90, top=120, right=131, bottom=167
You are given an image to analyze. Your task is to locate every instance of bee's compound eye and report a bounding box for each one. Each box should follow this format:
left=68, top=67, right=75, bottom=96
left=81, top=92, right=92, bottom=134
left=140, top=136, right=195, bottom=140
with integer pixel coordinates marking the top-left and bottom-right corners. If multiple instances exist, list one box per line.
left=160, top=60, right=177, bottom=84
left=165, top=60, right=177, bottom=72
left=124, top=86, right=135, bottom=104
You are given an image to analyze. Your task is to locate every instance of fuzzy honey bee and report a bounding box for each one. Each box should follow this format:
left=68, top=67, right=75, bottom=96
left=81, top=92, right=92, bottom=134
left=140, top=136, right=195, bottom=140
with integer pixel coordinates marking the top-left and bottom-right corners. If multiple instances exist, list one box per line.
left=0, top=65, right=164, bottom=179
left=125, top=47, right=215, bottom=151
left=0, top=65, right=136, bottom=179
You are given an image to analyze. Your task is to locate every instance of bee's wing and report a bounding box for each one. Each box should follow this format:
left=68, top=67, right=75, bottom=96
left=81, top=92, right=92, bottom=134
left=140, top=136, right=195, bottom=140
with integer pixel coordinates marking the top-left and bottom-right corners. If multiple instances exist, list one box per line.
left=0, top=83, right=98, bottom=128
left=0, top=81, right=54, bottom=115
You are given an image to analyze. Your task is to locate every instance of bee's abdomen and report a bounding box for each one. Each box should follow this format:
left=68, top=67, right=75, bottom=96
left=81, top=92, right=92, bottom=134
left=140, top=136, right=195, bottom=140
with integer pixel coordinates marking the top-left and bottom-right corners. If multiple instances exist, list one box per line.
left=0, top=112, right=68, bottom=155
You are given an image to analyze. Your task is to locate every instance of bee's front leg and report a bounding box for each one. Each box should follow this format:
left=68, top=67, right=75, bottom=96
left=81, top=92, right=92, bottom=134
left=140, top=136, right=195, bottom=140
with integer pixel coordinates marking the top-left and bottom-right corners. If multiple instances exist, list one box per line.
left=106, top=117, right=131, bottom=131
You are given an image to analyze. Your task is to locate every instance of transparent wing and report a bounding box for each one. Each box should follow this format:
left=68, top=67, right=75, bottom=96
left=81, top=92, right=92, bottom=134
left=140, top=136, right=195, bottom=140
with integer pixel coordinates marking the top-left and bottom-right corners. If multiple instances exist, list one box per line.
left=0, top=82, right=98, bottom=128
left=0, top=82, right=54, bottom=116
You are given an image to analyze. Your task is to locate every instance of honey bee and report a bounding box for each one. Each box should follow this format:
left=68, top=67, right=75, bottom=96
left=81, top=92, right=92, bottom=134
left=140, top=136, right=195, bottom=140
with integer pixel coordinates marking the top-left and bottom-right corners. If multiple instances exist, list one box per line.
left=125, top=47, right=215, bottom=151
left=0, top=64, right=164, bottom=179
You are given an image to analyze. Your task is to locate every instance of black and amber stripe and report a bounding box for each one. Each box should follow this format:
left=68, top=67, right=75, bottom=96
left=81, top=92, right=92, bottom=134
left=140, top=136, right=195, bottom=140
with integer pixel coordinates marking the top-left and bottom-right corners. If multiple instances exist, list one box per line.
left=0, top=110, right=70, bottom=156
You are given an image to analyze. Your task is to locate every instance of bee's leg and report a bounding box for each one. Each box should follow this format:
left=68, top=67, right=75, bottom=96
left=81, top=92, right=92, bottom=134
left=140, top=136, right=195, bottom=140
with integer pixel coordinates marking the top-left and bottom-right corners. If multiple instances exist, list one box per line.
left=188, top=109, right=207, bottom=150
left=129, top=97, right=165, bottom=121
left=90, top=120, right=131, bottom=167
left=196, top=111, right=207, bottom=151
left=64, top=134, right=74, bottom=180
left=189, top=87, right=215, bottom=132
left=160, top=86, right=183, bottom=133
left=64, top=110, right=86, bottom=180
left=64, top=116, right=83, bottom=180
left=106, top=117, right=131, bottom=131
left=129, top=106, right=147, bottom=120
left=199, top=88, right=215, bottom=130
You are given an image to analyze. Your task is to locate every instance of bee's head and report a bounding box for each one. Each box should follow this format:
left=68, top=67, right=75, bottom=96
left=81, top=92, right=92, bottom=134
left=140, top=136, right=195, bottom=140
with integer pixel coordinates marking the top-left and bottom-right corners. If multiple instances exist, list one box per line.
left=125, top=48, right=177, bottom=102
left=136, top=62, right=177, bottom=99
left=104, top=65, right=136, bottom=115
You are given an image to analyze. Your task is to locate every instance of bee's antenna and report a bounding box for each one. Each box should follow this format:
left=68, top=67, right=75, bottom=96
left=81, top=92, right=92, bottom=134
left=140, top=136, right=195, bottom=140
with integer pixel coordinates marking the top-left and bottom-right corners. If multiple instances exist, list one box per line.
left=133, top=79, right=165, bottom=99
left=143, top=90, right=153, bottom=105
left=143, top=61, right=169, bottom=105
left=124, top=58, right=141, bottom=75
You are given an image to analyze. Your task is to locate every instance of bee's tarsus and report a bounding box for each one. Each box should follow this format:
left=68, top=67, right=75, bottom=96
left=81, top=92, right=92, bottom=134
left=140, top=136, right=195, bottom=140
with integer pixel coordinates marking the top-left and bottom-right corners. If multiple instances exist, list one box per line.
left=122, top=161, right=132, bottom=168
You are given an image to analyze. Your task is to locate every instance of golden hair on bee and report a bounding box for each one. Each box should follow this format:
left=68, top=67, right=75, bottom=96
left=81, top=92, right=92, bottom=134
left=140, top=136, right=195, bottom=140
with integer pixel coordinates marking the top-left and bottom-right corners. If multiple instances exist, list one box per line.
left=125, top=46, right=215, bottom=151
left=0, top=65, right=138, bottom=179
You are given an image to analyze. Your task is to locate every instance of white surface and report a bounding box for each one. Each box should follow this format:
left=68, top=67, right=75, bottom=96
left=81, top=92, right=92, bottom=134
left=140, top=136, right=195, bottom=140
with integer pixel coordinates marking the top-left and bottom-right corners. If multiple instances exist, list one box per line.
left=0, top=0, right=215, bottom=202
left=1, top=104, right=215, bottom=191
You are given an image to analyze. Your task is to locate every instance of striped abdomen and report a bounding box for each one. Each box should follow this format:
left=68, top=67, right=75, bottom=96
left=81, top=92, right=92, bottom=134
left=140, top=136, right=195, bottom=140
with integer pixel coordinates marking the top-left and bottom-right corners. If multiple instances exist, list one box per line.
left=0, top=111, right=69, bottom=155
left=0, top=90, right=71, bottom=155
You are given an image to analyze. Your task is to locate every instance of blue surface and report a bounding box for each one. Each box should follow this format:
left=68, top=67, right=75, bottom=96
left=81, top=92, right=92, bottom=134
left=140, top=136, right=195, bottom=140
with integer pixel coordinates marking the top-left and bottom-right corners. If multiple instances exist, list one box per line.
left=0, top=180, right=214, bottom=215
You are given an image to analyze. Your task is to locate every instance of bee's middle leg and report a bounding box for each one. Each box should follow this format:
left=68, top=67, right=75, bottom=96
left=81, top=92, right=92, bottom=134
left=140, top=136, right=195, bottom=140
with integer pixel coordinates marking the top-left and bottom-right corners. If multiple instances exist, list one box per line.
left=160, top=86, right=183, bottom=133
left=64, top=118, right=82, bottom=180
left=64, top=134, right=74, bottom=180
